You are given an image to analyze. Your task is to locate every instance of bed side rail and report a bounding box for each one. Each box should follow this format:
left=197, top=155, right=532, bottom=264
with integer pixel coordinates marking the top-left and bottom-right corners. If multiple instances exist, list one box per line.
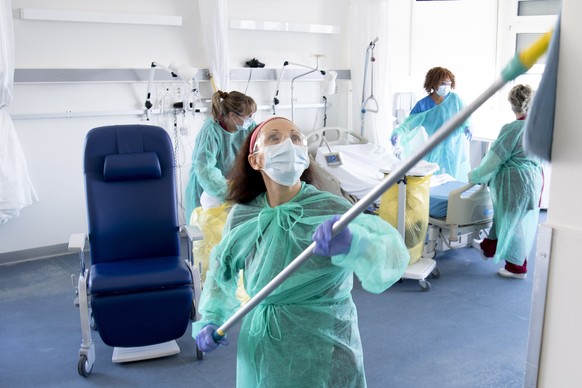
left=445, top=183, right=493, bottom=225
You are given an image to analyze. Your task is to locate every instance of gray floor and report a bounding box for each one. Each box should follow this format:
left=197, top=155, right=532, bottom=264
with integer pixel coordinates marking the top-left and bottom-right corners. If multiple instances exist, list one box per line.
left=0, top=213, right=545, bottom=387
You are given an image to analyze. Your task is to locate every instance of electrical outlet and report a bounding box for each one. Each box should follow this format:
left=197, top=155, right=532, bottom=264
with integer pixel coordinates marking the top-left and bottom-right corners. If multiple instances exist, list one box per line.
left=174, top=85, right=183, bottom=101
left=335, top=82, right=349, bottom=93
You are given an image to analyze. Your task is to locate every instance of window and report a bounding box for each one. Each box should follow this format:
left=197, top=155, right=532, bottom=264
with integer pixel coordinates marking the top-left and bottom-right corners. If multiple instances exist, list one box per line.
left=518, top=0, right=561, bottom=16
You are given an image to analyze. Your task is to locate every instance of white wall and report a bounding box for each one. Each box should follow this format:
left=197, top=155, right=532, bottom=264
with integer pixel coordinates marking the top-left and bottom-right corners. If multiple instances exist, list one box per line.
left=2, top=0, right=499, bottom=256
left=537, top=0, right=582, bottom=384
left=391, top=0, right=498, bottom=139
left=2, top=0, right=354, bottom=255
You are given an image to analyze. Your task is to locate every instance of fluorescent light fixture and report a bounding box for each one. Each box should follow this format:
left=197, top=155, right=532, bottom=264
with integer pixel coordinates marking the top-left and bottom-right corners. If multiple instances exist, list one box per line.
left=19, top=8, right=182, bottom=26
left=230, top=19, right=340, bottom=34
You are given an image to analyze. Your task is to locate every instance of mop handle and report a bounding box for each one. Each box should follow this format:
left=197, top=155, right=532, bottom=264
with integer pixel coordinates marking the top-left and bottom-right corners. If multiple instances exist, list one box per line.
left=212, top=31, right=552, bottom=343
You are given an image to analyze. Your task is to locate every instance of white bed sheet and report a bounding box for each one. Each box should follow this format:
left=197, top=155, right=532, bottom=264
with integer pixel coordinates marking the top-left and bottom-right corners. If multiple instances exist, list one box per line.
left=315, top=143, right=393, bottom=201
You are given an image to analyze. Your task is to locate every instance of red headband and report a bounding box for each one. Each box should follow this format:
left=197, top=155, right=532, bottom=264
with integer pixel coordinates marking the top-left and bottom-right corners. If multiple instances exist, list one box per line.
left=248, top=116, right=292, bottom=153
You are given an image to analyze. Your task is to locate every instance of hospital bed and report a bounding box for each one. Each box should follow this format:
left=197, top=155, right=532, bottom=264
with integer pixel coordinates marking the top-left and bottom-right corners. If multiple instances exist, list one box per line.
left=423, top=178, right=494, bottom=260
left=307, top=127, right=441, bottom=290
left=307, top=126, right=368, bottom=158
left=307, top=127, right=386, bottom=203
left=306, top=128, right=493, bottom=290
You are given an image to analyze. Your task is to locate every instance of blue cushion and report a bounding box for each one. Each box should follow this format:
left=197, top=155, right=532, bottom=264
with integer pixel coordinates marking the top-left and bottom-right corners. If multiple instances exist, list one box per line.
left=89, top=256, right=192, bottom=295
left=103, top=152, right=161, bottom=182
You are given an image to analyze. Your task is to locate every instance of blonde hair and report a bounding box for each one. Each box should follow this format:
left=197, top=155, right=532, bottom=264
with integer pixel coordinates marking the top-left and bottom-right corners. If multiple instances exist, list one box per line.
left=508, top=84, right=533, bottom=114
left=210, top=90, right=257, bottom=121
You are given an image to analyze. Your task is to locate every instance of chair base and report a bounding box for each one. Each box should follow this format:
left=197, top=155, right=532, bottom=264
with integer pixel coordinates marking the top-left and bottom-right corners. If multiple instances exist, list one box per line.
left=112, top=340, right=180, bottom=363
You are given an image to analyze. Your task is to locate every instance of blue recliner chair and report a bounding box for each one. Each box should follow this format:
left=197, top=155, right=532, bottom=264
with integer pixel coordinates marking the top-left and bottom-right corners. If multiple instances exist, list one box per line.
left=69, top=124, right=203, bottom=377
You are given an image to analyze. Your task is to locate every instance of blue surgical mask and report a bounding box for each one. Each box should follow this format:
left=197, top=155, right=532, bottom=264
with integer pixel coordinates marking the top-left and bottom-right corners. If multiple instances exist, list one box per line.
left=261, top=138, right=310, bottom=186
left=236, top=118, right=254, bottom=132
left=436, top=84, right=451, bottom=97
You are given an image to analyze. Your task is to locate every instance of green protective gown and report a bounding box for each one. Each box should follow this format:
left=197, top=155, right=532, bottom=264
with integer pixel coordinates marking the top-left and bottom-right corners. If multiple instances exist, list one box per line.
left=192, top=183, right=410, bottom=388
left=392, top=93, right=471, bottom=181
left=184, top=118, right=256, bottom=221
left=469, top=119, right=543, bottom=265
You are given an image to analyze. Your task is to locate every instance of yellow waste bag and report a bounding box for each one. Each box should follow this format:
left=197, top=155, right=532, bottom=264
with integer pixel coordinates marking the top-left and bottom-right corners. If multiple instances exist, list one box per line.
left=378, top=174, right=431, bottom=264
left=190, top=203, right=250, bottom=305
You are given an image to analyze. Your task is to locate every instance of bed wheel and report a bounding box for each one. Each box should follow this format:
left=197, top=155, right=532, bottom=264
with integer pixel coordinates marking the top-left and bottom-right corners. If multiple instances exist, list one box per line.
left=430, top=268, right=441, bottom=279
left=423, top=250, right=436, bottom=260
left=419, top=279, right=431, bottom=291
left=422, top=242, right=437, bottom=259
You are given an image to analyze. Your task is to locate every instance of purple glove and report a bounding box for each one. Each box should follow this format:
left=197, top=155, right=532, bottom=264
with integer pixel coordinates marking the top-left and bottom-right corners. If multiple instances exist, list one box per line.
left=390, top=134, right=399, bottom=146
left=312, top=216, right=353, bottom=256
left=464, top=127, right=472, bottom=141
left=195, top=324, right=229, bottom=353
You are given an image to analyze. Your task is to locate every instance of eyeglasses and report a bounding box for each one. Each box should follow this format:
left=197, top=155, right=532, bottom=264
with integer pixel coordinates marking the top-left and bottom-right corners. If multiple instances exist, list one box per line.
left=253, top=128, right=307, bottom=153
left=235, top=112, right=255, bottom=122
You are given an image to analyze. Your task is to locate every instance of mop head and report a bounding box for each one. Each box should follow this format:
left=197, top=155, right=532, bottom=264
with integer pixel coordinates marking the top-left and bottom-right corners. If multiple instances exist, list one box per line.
left=523, top=15, right=561, bottom=162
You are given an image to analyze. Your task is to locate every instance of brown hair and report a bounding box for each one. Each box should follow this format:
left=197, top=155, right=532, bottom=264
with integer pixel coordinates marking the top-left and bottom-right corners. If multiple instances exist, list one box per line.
left=210, top=90, right=257, bottom=121
left=423, top=67, right=456, bottom=94
left=226, top=124, right=316, bottom=204
left=508, top=84, right=533, bottom=114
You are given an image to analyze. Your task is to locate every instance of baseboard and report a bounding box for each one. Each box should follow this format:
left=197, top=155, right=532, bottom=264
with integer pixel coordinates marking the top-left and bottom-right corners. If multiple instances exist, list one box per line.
left=1, top=237, right=192, bottom=266
left=0, top=243, right=72, bottom=266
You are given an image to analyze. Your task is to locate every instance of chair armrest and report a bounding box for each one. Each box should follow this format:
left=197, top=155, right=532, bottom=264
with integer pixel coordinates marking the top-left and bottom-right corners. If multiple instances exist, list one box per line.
left=180, top=225, right=203, bottom=242
left=69, top=233, right=88, bottom=252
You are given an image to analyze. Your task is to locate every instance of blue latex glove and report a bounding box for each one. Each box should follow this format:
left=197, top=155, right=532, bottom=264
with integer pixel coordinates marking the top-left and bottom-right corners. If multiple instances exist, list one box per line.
left=390, top=134, right=399, bottom=146
left=464, top=127, right=472, bottom=141
left=312, top=215, right=353, bottom=256
left=195, top=324, right=229, bottom=353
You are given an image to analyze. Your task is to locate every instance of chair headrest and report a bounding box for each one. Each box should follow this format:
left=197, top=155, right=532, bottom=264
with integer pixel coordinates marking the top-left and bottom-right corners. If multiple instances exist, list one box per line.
left=103, top=152, right=161, bottom=182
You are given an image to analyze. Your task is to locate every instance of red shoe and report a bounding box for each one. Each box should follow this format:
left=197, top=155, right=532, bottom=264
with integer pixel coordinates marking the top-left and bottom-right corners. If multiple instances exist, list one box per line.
left=472, top=238, right=497, bottom=260
left=498, top=268, right=527, bottom=279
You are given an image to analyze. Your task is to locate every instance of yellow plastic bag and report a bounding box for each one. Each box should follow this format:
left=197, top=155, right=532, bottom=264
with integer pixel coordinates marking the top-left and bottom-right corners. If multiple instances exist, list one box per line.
left=190, top=203, right=250, bottom=305
left=378, top=174, right=431, bottom=264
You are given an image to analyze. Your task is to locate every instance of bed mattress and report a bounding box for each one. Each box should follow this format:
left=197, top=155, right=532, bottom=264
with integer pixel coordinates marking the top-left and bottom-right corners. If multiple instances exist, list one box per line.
left=429, top=181, right=478, bottom=219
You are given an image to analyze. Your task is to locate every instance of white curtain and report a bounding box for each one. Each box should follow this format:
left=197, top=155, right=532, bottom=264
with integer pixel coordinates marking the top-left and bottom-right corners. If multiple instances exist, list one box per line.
left=198, top=0, right=230, bottom=92
left=349, top=0, right=392, bottom=148
left=0, top=0, right=38, bottom=224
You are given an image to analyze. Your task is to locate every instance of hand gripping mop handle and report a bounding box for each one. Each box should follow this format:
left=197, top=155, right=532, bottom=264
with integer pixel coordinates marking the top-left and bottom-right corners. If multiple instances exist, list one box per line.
left=211, top=30, right=552, bottom=343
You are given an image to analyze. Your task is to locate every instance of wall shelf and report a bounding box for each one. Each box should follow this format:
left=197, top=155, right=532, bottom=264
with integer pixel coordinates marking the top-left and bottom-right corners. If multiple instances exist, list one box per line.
left=230, top=19, right=340, bottom=34
left=19, top=8, right=182, bottom=26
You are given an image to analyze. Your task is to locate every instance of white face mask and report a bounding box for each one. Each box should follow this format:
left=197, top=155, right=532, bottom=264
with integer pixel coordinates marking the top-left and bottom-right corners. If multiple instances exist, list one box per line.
left=260, top=138, right=310, bottom=186
left=436, top=84, right=451, bottom=97
left=237, top=118, right=253, bottom=132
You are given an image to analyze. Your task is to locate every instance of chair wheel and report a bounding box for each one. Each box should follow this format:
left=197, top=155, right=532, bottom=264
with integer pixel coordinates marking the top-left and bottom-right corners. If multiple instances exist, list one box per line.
left=190, top=301, right=196, bottom=321
left=78, top=354, right=93, bottom=377
left=90, top=311, right=97, bottom=331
